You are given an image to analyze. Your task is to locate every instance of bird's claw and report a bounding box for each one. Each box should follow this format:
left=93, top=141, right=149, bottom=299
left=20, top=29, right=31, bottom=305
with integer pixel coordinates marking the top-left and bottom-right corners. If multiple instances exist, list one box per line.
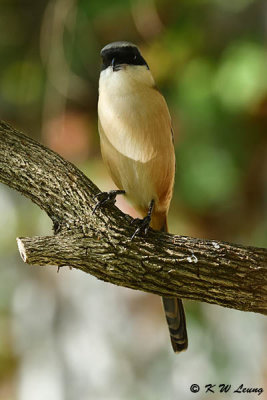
left=92, top=191, right=116, bottom=214
left=92, top=190, right=125, bottom=214
left=130, top=215, right=151, bottom=240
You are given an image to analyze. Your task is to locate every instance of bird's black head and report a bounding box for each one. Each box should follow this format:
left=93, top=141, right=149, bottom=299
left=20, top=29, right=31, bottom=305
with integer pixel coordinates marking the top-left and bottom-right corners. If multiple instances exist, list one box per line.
left=100, top=41, right=149, bottom=71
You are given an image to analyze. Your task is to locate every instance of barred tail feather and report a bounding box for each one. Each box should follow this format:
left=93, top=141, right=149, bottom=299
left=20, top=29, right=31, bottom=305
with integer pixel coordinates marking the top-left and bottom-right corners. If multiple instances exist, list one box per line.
left=162, top=297, right=188, bottom=352
left=161, top=219, right=188, bottom=353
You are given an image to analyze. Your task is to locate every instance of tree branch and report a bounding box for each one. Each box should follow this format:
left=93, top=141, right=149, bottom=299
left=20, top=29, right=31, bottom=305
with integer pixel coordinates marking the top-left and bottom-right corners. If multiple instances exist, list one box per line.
left=0, top=121, right=266, bottom=315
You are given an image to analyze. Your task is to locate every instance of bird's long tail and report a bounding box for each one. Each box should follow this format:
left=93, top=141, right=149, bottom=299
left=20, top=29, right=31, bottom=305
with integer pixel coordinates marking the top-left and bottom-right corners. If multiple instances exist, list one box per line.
left=161, top=219, right=188, bottom=353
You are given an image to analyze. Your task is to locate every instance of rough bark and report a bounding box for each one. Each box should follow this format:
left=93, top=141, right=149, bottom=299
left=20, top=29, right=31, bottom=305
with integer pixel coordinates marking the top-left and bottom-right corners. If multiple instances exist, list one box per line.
left=0, top=121, right=266, bottom=315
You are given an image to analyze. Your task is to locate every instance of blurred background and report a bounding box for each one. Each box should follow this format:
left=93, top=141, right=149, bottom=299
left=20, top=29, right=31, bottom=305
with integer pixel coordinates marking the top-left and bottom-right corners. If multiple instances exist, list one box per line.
left=0, top=0, right=267, bottom=399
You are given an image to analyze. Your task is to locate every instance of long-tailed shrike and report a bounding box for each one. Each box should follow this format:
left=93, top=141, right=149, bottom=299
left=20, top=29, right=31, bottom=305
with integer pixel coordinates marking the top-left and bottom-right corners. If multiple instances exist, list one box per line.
left=95, top=41, right=188, bottom=353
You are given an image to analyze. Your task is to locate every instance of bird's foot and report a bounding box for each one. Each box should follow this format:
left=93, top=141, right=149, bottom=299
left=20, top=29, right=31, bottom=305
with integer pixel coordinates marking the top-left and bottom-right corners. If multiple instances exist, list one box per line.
left=92, top=190, right=125, bottom=214
left=130, top=199, right=155, bottom=240
left=130, top=215, right=151, bottom=240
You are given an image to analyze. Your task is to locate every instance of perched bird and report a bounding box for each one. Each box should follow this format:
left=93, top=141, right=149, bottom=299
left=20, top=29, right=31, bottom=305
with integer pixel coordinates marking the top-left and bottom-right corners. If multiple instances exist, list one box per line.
left=95, top=41, right=188, bottom=353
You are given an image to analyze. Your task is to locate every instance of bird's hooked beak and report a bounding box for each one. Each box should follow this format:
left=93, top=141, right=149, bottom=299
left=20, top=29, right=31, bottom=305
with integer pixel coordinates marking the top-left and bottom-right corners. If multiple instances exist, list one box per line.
left=111, top=57, right=122, bottom=72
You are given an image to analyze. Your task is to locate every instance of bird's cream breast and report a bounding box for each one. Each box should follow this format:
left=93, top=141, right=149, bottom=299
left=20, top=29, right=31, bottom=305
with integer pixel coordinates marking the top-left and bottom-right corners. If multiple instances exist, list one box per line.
left=98, top=66, right=172, bottom=163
